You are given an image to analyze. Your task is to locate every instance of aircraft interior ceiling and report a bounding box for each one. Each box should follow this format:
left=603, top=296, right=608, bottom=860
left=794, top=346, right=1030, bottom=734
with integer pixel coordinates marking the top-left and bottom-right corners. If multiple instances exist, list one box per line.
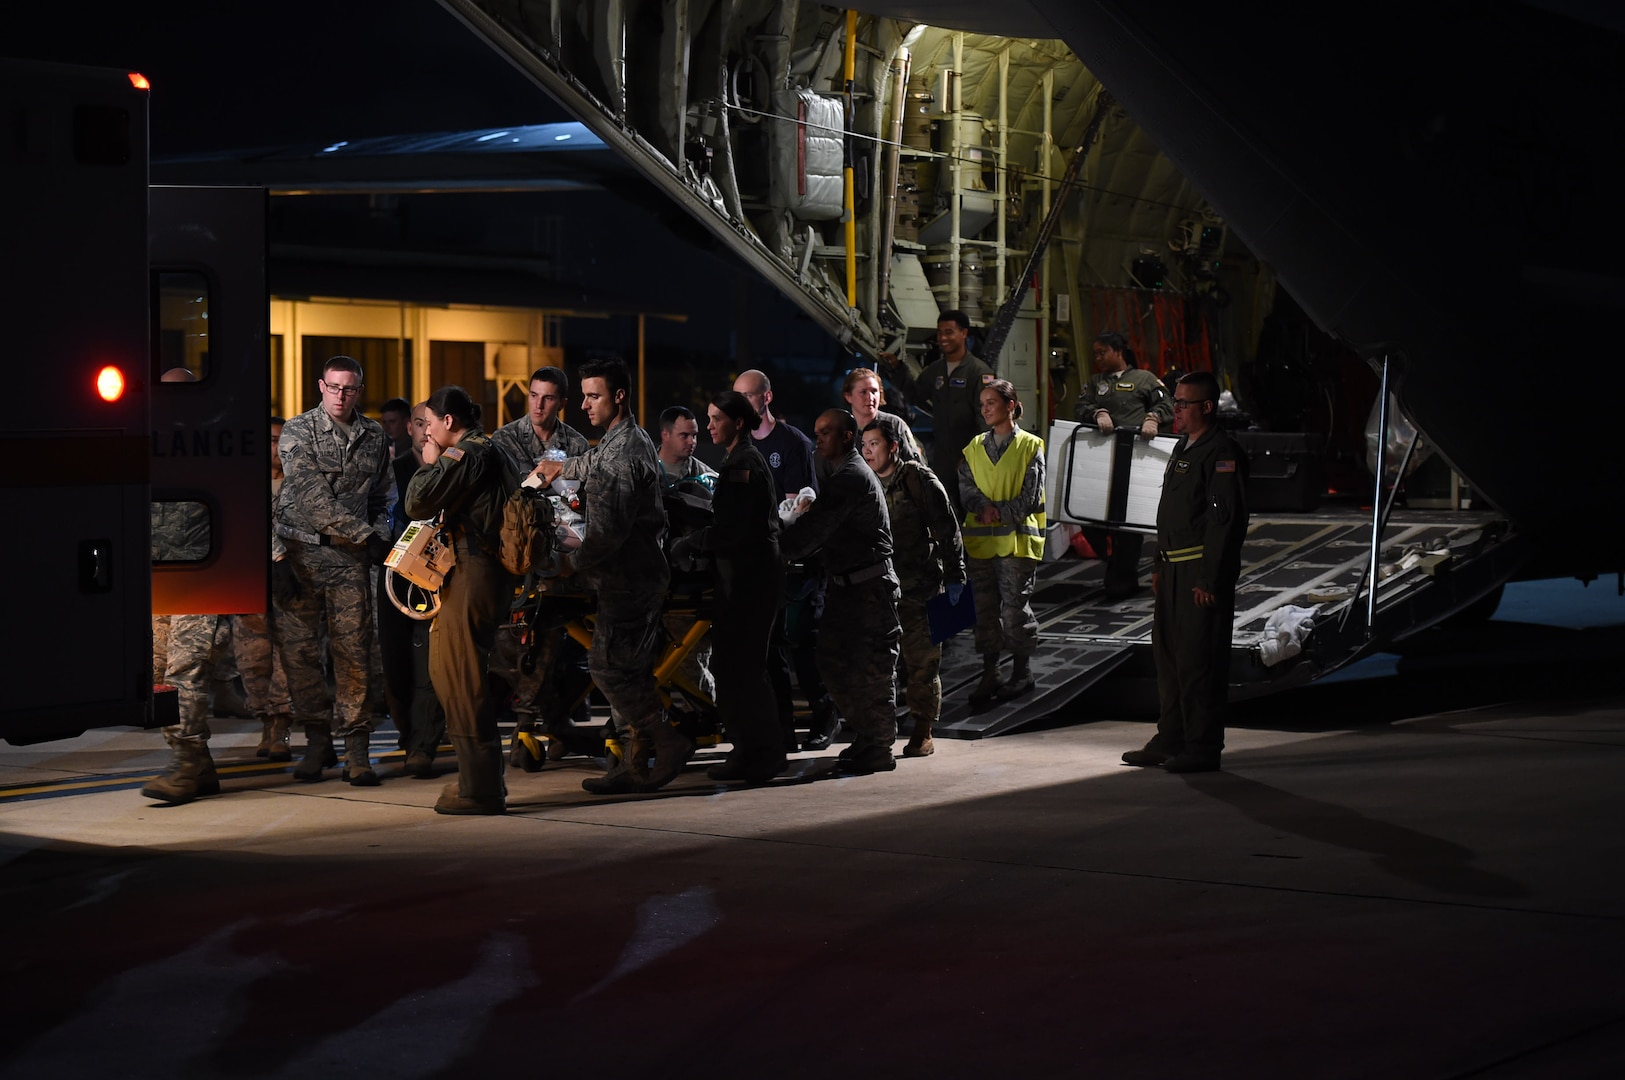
left=442, top=0, right=1625, bottom=572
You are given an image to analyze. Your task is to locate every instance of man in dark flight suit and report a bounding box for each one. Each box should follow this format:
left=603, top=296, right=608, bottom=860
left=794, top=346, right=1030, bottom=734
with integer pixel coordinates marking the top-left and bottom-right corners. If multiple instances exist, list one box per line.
left=1124, top=371, right=1248, bottom=773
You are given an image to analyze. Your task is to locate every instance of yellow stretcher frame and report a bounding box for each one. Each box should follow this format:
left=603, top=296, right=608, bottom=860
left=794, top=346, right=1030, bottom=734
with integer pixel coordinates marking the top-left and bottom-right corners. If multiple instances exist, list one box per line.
left=510, top=579, right=723, bottom=767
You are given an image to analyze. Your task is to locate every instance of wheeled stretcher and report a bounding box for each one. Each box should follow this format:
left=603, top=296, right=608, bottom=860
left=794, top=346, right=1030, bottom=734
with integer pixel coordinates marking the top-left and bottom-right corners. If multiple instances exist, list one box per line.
left=505, top=485, right=723, bottom=770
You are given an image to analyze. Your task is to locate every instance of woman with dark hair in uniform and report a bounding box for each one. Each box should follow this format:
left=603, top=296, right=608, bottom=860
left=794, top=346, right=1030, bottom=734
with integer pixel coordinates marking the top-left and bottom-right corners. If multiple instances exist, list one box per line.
left=860, top=418, right=964, bottom=756
left=669, top=390, right=786, bottom=783
left=405, top=385, right=515, bottom=815
left=958, top=378, right=1047, bottom=705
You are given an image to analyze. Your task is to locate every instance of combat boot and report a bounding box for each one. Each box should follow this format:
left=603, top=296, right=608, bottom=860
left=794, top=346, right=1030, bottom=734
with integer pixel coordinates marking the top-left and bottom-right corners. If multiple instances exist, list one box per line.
left=1122, top=734, right=1182, bottom=767
left=435, top=736, right=507, bottom=815
left=638, top=718, right=696, bottom=792
left=903, top=716, right=935, bottom=758
left=141, top=745, right=220, bottom=805
left=404, top=748, right=436, bottom=779
left=342, top=732, right=379, bottom=787
left=839, top=743, right=896, bottom=775
left=254, top=719, right=275, bottom=758
left=707, top=746, right=788, bottom=784
left=968, top=653, right=1002, bottom=706
left=801, top=698, right=840, bottom=752
left=997, top=654, right=1035, bottom=700
left=293, top=724, right=337, bottom=782
left=582, top=731, right=650, bottom=795
left=264, top=716, right=292, bottom=762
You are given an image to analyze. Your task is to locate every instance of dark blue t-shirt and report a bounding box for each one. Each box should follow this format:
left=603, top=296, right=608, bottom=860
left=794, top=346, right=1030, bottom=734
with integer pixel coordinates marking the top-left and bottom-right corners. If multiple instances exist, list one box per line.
left=752, top=419, right=819, bottom=501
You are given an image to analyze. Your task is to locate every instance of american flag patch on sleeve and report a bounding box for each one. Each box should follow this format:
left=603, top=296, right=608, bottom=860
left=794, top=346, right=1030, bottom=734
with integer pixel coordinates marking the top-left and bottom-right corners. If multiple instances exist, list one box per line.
left=1215, top=459, right=1236, bottom=473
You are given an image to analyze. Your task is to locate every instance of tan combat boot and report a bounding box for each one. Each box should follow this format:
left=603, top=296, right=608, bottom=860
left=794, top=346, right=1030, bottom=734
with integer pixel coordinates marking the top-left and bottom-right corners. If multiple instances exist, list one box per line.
left=264, top=716, right=292, bottom=762
left=903, top=716, right=935, bottom=757
left=638, top=717, right=696, bottom=792
left=342, top=731, right=379, bottom=787
left=582, top=730, right=651, bottom=795
left=293, top=723, right=337, bottom=782
left=254, top=718, right=276, bottom=758
left=141, top=745, right=220, bottom=805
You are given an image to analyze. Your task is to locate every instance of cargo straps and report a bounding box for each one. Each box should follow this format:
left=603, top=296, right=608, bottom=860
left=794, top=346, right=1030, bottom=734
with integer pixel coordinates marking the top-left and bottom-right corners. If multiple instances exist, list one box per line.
left=1158, top=544, right=1203, bottom=564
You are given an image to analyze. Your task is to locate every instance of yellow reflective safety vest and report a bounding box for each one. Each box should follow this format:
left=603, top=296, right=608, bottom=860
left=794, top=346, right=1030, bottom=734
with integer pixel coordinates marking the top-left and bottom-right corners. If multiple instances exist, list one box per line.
left=962, top=428, right=1046, bottom=561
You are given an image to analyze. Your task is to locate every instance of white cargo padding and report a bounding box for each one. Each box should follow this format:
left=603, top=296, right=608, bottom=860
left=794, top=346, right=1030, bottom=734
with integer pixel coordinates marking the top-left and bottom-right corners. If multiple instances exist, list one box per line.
left=771, top=87, right=845, bottom=221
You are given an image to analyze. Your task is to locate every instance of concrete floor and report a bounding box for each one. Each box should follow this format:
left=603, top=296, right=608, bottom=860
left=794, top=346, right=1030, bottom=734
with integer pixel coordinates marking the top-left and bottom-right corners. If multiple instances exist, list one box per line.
left=2, top=579, right=1623, bottom=1078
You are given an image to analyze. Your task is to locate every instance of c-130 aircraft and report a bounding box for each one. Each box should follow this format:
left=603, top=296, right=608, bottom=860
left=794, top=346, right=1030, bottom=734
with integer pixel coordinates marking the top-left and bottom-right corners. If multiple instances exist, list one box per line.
left=437, top=0, right=1624, bottom=725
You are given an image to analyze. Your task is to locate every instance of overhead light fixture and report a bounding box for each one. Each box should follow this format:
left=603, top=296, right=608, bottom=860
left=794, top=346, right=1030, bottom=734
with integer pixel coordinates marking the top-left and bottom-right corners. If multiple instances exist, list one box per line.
left=476, top=131, right=510, bottom=142
left=322, top=141, right=348, bottom=153
left=554, top=133, right=572, bottom=142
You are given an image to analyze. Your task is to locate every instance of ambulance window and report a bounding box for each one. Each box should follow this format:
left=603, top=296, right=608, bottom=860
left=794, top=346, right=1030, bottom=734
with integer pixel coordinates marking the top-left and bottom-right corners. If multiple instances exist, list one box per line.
left=150, top=500, right=213, bottom=564
left=154, top=271, right=211, bottom=383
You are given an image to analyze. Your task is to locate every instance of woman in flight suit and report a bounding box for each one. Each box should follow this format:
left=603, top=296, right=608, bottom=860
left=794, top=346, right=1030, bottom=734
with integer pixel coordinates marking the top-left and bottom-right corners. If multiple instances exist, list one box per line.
left=405, top=385, right=515, bottom=815
left=669, top=390, right=786, bottom=784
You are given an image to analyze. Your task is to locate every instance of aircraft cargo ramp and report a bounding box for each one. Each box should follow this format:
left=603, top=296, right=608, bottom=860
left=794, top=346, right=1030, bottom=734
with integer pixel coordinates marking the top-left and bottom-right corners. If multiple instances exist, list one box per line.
left=929, top=510, right=1526, bottom=739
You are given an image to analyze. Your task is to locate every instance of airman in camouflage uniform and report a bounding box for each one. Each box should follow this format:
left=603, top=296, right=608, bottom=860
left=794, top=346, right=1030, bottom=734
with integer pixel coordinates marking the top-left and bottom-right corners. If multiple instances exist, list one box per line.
left=272, top=357, right=395, bottom=786
left=490, top=365, right=591, bottom=477
left=781, top=410, right=902, bottom=775
left=489, top=367, right=591, bottom=750
left=860, top=420, right=965, bottom=758
left=142, top=499, right=228, bottom=804
left=537, top=358, right=691, bottom=794
left=232, top=612, right=291, bottom=757
left=148, top=497, right=211, bottom=680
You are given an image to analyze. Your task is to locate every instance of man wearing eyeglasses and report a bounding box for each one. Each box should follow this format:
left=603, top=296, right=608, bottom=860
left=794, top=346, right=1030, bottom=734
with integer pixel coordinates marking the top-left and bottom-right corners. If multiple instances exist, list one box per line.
left=1124, top=370, right=1248, bottom=774
left=1074, top=330, right=1175, bottom=601
left=273, top=356, right=397, bottom=786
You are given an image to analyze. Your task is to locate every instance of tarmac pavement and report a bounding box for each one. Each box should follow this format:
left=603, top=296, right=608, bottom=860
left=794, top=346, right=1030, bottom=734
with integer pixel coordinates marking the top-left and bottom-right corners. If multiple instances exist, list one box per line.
left=1, top=579, right=1621, bottom=1078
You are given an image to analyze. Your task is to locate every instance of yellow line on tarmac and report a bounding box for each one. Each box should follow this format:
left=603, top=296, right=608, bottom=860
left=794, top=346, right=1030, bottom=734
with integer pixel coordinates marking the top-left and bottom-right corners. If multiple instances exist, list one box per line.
left=0, top=749, right=417, bottom=801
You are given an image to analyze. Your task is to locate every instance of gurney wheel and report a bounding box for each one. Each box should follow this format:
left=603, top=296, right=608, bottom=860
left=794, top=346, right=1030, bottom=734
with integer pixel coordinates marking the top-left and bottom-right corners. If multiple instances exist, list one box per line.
left=509, top=730, right=546, bottom=772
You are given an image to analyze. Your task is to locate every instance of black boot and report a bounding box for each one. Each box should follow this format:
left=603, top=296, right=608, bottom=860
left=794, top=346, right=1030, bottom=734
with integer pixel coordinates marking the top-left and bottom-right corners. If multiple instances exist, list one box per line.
left=968, top=653, right=1001, bottom=706
left=1122, top=733, right=1184, bottom=767
left=435, top=736, right=507, bottom=815
left=997, top=654, right=1035, bottom=700
left=801, top=698, right=840, bottom=752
